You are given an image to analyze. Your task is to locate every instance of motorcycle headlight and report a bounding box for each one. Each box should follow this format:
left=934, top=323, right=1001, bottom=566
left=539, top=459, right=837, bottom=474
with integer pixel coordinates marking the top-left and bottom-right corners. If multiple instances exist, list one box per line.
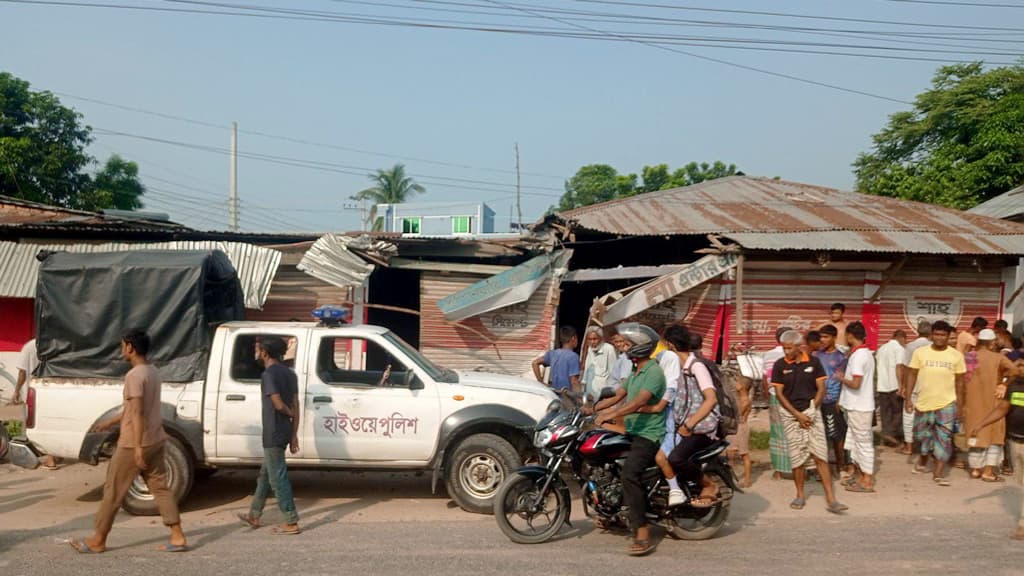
left=534, top=428, right=554, bottom=448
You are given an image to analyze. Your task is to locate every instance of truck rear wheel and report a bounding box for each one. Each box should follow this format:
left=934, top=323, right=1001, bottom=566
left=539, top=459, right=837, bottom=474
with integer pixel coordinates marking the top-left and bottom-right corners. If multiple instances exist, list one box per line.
left=444, top=433, right=522, bottom=515
left=122, top=436, right=194, bottom=516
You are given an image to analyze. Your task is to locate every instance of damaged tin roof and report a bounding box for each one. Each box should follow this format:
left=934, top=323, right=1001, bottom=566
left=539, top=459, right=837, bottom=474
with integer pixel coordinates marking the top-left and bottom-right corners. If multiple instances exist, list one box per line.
left=554, top=176, right=1024, bottom=255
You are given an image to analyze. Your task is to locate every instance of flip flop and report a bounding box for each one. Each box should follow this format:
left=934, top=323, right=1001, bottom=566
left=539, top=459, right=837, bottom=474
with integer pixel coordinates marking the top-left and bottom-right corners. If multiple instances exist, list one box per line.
left=933, top=477, right=951, bottom=487
left=912, top=465, right=929, bottom=475
left=271, top=526, right=301, bottom=536
left=844, top=483, right=875, bottom=493
left=826, top=501, right=849, bottom=514
left=69, top=538, right=101, bottom=554
left=981, top=475, right=1005, bottom=483
left=841, top=476, right=859, bottom=487
left=689, top=496, right=718, bottom=509
left=789, top=498, right=806, bottom=510
left=628, top=538, right=656, bottom=556
left=157, top=543, right=188, bottom=553
left=237, top=513, right=261, bottom=529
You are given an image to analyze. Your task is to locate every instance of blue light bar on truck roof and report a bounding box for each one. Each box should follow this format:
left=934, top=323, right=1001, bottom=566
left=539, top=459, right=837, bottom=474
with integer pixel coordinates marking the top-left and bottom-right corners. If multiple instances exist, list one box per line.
left=312, top=305, right=349, bottom=327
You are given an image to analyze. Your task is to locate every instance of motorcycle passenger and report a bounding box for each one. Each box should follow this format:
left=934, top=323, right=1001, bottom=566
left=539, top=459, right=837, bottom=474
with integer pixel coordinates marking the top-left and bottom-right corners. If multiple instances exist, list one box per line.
left=594, top=323, right=666, bottom=557
left=664, top=325, right=720, bottom=508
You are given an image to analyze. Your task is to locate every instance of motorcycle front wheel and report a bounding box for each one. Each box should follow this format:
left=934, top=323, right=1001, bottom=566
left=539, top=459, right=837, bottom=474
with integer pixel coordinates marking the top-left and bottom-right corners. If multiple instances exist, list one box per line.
left=493, top=472, right=569, bottom=544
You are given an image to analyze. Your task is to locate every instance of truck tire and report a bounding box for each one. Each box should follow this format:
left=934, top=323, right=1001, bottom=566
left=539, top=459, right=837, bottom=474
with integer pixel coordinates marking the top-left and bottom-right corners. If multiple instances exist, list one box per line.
left=444, top=433, right=522, bottom=515
left=122, top=436, right=194, bottom=516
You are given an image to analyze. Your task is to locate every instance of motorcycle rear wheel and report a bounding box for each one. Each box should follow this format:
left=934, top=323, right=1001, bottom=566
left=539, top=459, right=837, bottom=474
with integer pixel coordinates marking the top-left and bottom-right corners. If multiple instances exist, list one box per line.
left=665, top=470, right=732, bottom=541
left=493, top=472, right=568, bottom=544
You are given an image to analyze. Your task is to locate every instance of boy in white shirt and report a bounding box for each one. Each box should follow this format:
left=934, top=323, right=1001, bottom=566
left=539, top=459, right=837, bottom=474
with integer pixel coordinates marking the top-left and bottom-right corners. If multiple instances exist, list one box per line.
left=837, top=321, right=876, bottom=492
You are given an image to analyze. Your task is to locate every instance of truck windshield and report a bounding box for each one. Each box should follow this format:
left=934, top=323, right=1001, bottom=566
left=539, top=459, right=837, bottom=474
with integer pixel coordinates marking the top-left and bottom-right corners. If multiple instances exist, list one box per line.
left=383, top=332, right=457, bottom=383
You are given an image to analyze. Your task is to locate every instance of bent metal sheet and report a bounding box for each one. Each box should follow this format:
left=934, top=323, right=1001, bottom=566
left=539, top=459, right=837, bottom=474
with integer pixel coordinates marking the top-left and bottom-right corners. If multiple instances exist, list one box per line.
left=601, top=253, right=740, bottom=326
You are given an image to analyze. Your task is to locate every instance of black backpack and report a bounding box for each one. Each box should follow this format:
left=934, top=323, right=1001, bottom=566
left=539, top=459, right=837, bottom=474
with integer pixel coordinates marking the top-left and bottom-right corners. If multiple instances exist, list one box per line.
left=688, top=356, right=739, bottom=437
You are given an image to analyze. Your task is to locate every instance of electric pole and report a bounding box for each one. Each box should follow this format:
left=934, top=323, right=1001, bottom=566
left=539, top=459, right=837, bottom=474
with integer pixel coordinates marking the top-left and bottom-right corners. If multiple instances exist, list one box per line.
left=514, top=142, right=522, bottom=231
left=229, top=121, right=238, bottom=231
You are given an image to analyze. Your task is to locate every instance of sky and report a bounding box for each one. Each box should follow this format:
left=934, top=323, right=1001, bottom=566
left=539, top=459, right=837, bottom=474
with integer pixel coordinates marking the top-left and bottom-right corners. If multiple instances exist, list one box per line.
left=1, top=0, right=1021, bottom=233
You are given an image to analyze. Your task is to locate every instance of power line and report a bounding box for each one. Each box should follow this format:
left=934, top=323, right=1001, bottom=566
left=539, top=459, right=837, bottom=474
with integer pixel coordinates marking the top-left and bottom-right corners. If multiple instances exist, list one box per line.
left=483, top=0, right=913, bottom=104
left=54, top=91, right=568, bottom=180
left=92, top=127, right=565, bottom=196
left=884, top=0, right=1024, bottom=7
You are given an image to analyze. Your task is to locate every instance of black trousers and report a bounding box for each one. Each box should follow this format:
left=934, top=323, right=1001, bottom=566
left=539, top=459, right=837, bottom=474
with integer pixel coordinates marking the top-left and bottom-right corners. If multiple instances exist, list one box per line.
left=877, top=391, right=903, bottom=440
left=668, top=433, right=714, bottom=487
left=622, top=436, right=659, bottom=532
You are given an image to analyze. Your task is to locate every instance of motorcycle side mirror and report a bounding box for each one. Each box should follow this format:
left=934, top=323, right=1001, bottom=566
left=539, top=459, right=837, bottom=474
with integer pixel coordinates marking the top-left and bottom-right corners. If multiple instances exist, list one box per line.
left=598, top=387, right=616, bottom=402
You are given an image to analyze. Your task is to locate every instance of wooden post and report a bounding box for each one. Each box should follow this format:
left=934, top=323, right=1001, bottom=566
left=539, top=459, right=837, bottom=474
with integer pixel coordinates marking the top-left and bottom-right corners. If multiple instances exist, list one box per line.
left=736, top=252, right=745, bottom=335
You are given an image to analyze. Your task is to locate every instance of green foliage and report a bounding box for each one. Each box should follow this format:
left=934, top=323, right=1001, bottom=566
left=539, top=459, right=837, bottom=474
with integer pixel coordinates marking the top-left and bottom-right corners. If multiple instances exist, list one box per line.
left=557, top=160, right=739, bottom=211
left=5, top=419, right=23, bottom=438
left=79, top=154, right=146, bottom=211
left=0, top=72, right=147, bottom=211
left=855, top=62, right=1024, bottom=209
left=351, top=163, right=426, bottom=230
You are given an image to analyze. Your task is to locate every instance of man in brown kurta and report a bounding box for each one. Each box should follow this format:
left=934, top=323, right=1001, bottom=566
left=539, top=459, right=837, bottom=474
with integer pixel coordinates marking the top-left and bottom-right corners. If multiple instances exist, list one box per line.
left=965, top=329, right=1018, bottom=481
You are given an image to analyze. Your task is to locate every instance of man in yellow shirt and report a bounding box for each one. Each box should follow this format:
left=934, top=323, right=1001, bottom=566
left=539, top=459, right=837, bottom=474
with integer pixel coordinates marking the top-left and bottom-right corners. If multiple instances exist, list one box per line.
left=907, top=321, right=966, bottom=486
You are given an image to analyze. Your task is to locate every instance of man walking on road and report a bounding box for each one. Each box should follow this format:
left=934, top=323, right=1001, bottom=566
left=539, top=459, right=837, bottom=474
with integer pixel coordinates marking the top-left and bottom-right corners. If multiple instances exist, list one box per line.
left=899, top=321, right=933, bottom=457
left=964, top=329, right=1017, bottom=481
left=70, top=329, right=188, bottom=553
left=772, top=330, right=847, bottom=514
left=238, top=336, right=301, bottom=535
left=907, top=321, right=966, bottom=486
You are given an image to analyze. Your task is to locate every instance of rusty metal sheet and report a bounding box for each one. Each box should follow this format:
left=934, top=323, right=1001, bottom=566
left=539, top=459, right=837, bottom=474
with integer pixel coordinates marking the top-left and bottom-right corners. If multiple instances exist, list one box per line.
left=558, top=177, right=1024, bottom=255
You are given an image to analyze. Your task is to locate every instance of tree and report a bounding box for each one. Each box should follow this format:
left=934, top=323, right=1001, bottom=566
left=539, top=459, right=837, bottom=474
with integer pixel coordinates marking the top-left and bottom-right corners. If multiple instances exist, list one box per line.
left=0, top=72, right=93, bottom=207
left=0, top=72, right=148, bottom=211
left=558, top=164, right=636, bottom=210
left=78, top=154, right=146, bottom=211
left=557, top=160, right=740, bottom=210
left=854, top=62, right=1024, bottom=209
left=351, top=163, right=425, bottom=230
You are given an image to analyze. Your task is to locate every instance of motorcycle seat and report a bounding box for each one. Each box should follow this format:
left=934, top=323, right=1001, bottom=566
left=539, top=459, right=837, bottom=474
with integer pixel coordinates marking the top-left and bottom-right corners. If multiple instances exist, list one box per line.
left=690, top=440, right=729, bottom=463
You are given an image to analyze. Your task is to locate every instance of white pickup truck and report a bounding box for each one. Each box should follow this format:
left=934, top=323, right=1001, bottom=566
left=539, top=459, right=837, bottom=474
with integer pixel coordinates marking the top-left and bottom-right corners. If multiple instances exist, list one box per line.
left=25, top=321, right=559, bottom=514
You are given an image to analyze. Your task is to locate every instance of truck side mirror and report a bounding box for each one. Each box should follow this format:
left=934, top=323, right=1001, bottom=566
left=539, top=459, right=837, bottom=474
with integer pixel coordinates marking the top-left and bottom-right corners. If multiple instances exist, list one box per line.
left=405, top=371, right=425, bottom=390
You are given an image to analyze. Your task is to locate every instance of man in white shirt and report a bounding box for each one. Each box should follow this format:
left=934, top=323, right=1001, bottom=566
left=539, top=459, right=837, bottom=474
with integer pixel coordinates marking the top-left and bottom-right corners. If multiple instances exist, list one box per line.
left=838, top=321, right=876, bottom=492
left=876, top=330, right=907, bottom=447
left=11, top=338, right=38, bottom=405
left=582, top=327, right=618, bottom=403
left=898, top=320, right=933, bottom=456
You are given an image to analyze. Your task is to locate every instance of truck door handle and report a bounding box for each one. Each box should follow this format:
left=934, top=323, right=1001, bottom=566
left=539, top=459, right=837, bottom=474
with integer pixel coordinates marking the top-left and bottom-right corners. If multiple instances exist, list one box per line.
left=313, top=396, right=333, bottom=403
left=225, top=394, right=246, bottom=401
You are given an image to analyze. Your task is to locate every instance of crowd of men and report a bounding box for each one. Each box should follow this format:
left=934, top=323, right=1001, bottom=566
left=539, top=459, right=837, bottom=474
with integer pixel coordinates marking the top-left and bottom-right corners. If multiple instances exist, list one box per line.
left=534, top=303, right=1024, bottom=553
left=757, top=304, right=1024, bottom=540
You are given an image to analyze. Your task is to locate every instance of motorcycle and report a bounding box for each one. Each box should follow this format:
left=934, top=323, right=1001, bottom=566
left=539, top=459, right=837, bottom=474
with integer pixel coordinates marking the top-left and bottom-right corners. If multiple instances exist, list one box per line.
left=494, top=407, right=741, bottom=544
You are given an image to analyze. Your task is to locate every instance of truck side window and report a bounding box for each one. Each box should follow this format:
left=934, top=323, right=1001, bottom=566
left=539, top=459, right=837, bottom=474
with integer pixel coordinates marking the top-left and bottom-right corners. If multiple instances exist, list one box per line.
left=230, top=334, right=296, bottom=382
left=316, top=337, right=409, bottom=387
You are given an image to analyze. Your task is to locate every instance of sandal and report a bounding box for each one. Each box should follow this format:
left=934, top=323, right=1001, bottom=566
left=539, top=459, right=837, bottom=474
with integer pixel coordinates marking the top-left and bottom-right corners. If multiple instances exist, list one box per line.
left=789, top=498, right=806, bottom=510
left=844, top=483, right=875, bottom=493
left=981, top=475, right=1005, bottom=483
left=912, top=465, right=929, bottom=475
left=933, top=477, right=951, bottom=487
left=157, top=542, right=188, bottom=553
left=690, top=495, right=718, bottom=509
left=826, top=501, right=849, bottom=514
left=841, top=476, right=859, bottom=487
left=69, top=538, right=102, bottom=554
left=237, top=513, right=261, bottom=529
left=271, top=525, right=301, bottom=536
left=628, top=538, right=656, bottom=556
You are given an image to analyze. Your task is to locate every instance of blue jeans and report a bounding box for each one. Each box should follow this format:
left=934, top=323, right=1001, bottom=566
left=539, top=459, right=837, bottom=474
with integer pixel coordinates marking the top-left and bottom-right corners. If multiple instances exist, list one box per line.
left=250, top=446, right=299, bottom=524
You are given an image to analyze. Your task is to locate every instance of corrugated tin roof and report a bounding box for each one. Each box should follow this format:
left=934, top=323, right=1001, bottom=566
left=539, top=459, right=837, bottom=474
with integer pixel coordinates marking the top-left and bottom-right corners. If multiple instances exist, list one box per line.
left=968, top=185, right=1024, bottom=221
left=556, top=176, right=1024, bottom=255
left=0, top=194, right=187, bottom=230
left=0, top=240, right=281, bottom=309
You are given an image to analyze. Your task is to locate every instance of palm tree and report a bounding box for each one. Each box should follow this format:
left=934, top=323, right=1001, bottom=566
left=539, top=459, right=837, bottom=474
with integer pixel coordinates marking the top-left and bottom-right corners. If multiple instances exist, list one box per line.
left=350, top=164, right=425, bottom=231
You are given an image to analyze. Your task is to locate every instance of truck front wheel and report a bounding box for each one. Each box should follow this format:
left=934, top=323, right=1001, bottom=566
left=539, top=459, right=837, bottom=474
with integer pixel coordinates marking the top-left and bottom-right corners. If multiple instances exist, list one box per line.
left=122, top=436, right=194, bottom=516
left=444, top=433, right=522, bottom=515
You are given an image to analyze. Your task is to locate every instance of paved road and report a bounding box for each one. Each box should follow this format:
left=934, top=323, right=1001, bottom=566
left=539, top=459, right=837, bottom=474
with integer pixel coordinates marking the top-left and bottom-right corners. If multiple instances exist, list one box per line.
left=3, top=449, right=1024, bottom=575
